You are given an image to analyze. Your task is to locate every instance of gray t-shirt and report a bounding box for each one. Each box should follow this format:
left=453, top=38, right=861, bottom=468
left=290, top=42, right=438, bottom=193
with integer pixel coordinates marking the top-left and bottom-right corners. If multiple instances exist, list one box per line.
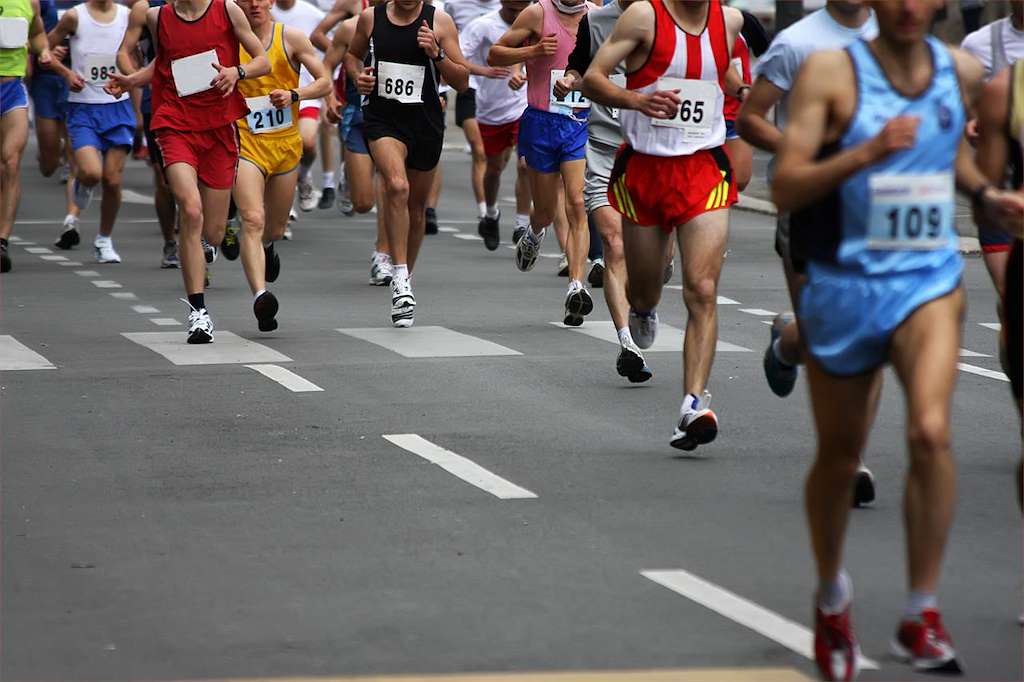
left=566, top=0, right=625, bottom=148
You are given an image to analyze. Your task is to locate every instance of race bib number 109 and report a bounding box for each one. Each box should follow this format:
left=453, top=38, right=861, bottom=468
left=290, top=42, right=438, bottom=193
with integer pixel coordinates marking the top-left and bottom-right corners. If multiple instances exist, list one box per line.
left=866, top=172, right=954, bottom=250
left=377, top=61, right=424, bottom=104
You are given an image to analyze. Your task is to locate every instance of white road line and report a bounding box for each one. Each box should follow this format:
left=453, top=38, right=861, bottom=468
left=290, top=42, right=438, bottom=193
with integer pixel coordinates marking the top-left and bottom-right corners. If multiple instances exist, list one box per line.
left=40, top=255, right=68, bottom=261
left=8, top=236, right=21, bottom=242
left=91, top=280, right=122, bottom=288
left=959, top=348, right=990, bottom=358
left=383, top=434, right=537, bottom=500
left=149, top=318, right=180, bottom=326
left=121, top=189, right=154, bottom=205
left=15, top=241, right=37, bottom=245
left=739, top=308, right=777, bottom=317
left=453, top=233, right=483, bottom=241
left=431, top=219, right=480, bottom=224
left=132, top=305, right=160, bottom=314
left=438, top=226, right=460, bottom=233
left=0, top=336, right=56, bottom=370
left=245, top=364, right=324, bottom=392
left=641, top=569, right=879, bottom=670
left=979, top=322, right=1001, bottom=331
left=24, top=247, right=53, bottom=254
left=123, top=331, right=292, bottom=365
left=75, top=270, right=100, bottom=277
left=958, top=362, right=1009, bottom=382
left=338, top=326, right=521, bottom=358
left=539, top=252, right=562, bottom=259
left=58, top=261, right=83, bottom=266
left=109, top=292, right=138, bottom=300
left=551, top=321, right=751, bottom=353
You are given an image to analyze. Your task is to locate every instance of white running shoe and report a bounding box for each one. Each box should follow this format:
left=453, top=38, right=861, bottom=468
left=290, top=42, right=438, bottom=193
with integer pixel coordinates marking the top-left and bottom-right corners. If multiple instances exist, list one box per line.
left=563, top=280, right=593, bottom=327
left=670, top=391, right=718, bottom=451
left=181, top=300, right=214, bottom=344
left=337, top=176, right=354, bottom=216
left=201, top=238, right=217, bottom=264
left=94, top=235, right=122, bottom=263
left=557, top=253, right=569, bottom=277
left=369, top=252, right=393, bottom=286
left=298, top=178, right=319, bottom=212
left=391, top=277, right=416, bottom=327
left=629, top=309, right=658, bottom=349
left=515, top=227, right=545, bottom=272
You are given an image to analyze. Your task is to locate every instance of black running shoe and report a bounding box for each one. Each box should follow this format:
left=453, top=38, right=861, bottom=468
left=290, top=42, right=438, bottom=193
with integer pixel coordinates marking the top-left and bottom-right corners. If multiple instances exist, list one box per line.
left=202, top=239, right=217, bottom=264
left=588, top=258, right=605, bottom=288
left=318, top=186, right=336, bottom=210
left=0, top=243, right=11, bottom=273
left=425, top=207, right=438, bottom=235
left=512, top=225, right=526, bottom=245
left=54, top=224, right=81, bottom=250
left=478, top=212, right=500, bottom=251
left=221, top=222, right=240, bottom=261
left=253, top=290, right=279, bottom=332
left=265, top=242, right=281, bottom=283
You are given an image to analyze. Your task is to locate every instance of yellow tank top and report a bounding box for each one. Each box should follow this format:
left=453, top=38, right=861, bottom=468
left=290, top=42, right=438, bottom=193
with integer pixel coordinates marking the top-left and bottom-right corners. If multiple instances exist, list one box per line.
left=237, top=22, right=300, bottom=138
left=1011, top=61, right=1024, bottom=152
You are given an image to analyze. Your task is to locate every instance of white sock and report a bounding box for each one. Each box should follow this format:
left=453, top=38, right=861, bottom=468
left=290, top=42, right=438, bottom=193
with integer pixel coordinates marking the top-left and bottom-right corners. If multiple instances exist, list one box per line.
left=486, top=204, right=499, bottom=219
left=818, top=570, right=852, bottom=615
left=772, top=337, right=795, bottom=367
left=253, top=288, right=267, bottom=302
left=64, top=214, right=77, bottom=226
left=904, top=591, right=937, bottom=618
left=516, top=213, right=530, bottom=229
left=393, top=264, right=409, bottom=282
left=322, top=170, right=335, bottom=187
left=683, top=392, right=701, bottom=412
left=477, top=201, right=487, bottom=218
left=617, top=327, right=633, bottom=347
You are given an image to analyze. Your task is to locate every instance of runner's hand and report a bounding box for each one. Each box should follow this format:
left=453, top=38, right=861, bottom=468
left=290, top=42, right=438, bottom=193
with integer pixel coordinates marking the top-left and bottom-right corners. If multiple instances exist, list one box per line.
left=534, top=33, right=558, bottom=58
left=639, top=89, right=681, bottom=119
left=66, top=71, right=86, bottom=92
left=269, top=89, right=292, bottom=109
left=978, top=188, right=1024, bottom=238
left=552, top=75, right=575, bottom=100
left=965, top=117, right=979, bottom=142
left=485, top=66, right=511, bottom=79
left=356, top=66, right=375, bottom=96
left=210, top=62, right=240, bottom=97
left=105, top=71, right=132, bottom=97
left=868, top=115, right=918, bottom=161
left=508, top=72, right=527, bottom=91
left=417, top=20, right=440, bottom=59
left=36, top=47, right=53, bottom=68
left=324, top=94, right=342, bottom=124
left=47, top=45, right=66, bottom=65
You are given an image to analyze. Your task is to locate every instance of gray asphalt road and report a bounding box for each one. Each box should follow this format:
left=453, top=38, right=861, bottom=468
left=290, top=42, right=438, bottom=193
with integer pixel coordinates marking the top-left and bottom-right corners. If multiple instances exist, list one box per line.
left=1, top=141, right=1020, bottom=682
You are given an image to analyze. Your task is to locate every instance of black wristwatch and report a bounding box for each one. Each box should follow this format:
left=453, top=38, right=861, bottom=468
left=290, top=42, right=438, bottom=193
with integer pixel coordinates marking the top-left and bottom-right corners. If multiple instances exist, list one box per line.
left=970, top=182, right=992, bottom=210
left=289, top=89, right=300, bottom=103
left=236, top=64, right=246, bottom=80
left=431, top=47, right=445, bottom=63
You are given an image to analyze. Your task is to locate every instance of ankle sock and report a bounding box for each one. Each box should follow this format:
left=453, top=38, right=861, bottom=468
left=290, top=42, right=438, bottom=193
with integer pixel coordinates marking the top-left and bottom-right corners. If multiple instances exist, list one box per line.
left=187, top=293, right=205, bottom=311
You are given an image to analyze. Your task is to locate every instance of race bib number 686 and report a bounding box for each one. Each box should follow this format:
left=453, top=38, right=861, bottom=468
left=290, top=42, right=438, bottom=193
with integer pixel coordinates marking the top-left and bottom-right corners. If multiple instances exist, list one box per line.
left=377, top=61, right=424, bottom=104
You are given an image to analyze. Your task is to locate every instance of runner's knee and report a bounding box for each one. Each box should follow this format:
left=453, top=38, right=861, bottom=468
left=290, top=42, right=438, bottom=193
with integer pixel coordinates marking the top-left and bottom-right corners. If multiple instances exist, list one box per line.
left=907, top=410, right=951, bottom=460
left=682, top=275, right=717, bottom=309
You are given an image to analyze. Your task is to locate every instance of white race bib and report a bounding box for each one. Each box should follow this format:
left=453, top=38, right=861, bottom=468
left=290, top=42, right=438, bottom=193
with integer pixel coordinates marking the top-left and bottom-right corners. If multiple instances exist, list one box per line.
left=82, top=53, right=118, bottom=85
left=170, top=49, right=218, bottom=97
left=651, top=78, right=717, bottom=141
left=866, top=172, right=954, bottom=250
left=245, top=95, right=293, bottom=133
left=0, top=16, right=29, bottom=49
left=609, top=73, right=626, bottom=121
left=550, top=68, right=589, bottom=113
left=377, top=61, right=424, bottom=104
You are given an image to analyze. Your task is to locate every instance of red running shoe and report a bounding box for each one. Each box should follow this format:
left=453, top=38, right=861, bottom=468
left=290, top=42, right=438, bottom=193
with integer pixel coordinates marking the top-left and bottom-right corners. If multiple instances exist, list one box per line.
left=814, top=604, right=861, bottom=681
left=891, top=608, right=963, bottom=673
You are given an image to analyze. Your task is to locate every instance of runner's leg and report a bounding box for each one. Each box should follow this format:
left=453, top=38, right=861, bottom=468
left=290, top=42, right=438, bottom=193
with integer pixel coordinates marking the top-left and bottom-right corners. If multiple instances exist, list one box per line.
left=35, top=116, right=64, bottom=177
left=98, top=146, right=128, bottom=238
left=621, top=218, right=672, bottom=312
left=0, top=107, right=29, bottom=241
left=165, top=163, right=206, bottom=295
left=235, top=160, right=270, bottom=295
left=560, top=158, right=588, bottom=282
left=464, top=117, right=486, bottom=215
left=407, top=166, right=436, bottom=271
left=594, top=205, right=627, bottom=331
left=370, top=137, right=412, bottom=266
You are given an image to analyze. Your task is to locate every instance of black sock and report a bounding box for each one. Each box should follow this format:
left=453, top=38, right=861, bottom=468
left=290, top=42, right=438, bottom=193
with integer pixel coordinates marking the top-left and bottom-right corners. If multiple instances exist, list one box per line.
left=0, top=238, right=8, bottom=250
left=187, top=293, right=205, bottom=310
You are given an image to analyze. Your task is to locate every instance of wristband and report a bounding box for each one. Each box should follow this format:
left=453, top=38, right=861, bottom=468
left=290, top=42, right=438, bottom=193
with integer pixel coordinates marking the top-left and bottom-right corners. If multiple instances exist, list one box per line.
left=970, top=183, right=992, bottom=210
left=236, top=65, right=246, bottom=80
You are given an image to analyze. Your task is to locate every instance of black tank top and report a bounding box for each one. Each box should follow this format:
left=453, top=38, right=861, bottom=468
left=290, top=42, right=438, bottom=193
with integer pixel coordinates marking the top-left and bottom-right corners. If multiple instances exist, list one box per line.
left=365, top=2, right=443, bottom=134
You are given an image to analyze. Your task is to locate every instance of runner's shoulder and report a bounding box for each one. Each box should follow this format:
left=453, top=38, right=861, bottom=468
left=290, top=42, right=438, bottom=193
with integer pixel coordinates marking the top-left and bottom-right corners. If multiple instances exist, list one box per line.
left=721, top=5, right=743, bottom=35
left=946, top=45, right=985, bottom=97
left=616, top=0, right=654, bottom=36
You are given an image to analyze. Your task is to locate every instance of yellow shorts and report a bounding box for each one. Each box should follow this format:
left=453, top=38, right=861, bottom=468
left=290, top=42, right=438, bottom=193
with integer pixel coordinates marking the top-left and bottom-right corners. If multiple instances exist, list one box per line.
left=238, top=129, right=302, bottom=177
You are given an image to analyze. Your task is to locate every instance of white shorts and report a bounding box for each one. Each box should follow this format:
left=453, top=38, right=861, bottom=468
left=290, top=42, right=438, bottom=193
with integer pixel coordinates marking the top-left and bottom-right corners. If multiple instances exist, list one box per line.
left=584, top=138, right=617, bottom=214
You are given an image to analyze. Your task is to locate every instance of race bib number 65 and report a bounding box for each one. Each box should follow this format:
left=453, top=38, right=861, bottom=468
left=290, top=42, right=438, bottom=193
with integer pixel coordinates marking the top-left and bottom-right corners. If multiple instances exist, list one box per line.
left=651, top=77, right=717, bottom=141
left=867, top=172, right=954, bottom=250
left=377, top=61, right=424, bottom=104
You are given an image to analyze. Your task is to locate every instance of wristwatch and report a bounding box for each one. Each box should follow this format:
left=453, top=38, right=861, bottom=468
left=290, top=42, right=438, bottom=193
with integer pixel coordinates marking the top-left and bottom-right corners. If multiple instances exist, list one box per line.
left=431, top=47, right=445, bottom=63
left=236, top=65, right=246, bottom=80
left=290, top=89, right=300, bottom=103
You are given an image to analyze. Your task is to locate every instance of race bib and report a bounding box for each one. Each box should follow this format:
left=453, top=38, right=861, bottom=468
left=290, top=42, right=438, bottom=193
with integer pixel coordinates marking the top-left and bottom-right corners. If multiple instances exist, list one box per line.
left=245, top=95, right=293, bottom=133
left=377, top=61, right=424, bottom=104
left=550, top=68, right=589, bottom=113
left=867, top=172, right=954, bottom=250
left=0, top=16, right=29, bottom=49
left=609, top=73, right=626, bottom=121
left=82, top=53, right=117, bottom=85
left=651, top=78, right=717, bottom=141
left=170, top=49, right=218, bottom=97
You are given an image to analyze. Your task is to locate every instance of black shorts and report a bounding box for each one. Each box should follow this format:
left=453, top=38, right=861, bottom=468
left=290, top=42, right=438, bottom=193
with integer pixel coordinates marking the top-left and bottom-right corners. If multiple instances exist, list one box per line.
left=455, top=88, right=476, bottom=127
left=363, top=111, right=443, bottom=172
left=142, top=112, right=163, bottom=168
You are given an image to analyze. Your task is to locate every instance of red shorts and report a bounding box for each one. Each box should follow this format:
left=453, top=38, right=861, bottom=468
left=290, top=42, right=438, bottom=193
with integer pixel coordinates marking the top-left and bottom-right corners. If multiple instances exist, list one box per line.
left=608, top=146, right=737, bottom=231
left=155, top=125, right=239, bottom=190
left=479, top=120, right=519, bottom=157
left=299, top=106, right=320, bottom=121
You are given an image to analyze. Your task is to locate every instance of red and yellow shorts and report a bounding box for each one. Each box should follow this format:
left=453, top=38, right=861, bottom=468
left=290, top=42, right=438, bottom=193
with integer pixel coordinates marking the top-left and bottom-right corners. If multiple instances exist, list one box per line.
left=608, top=145, right=736, bottom=231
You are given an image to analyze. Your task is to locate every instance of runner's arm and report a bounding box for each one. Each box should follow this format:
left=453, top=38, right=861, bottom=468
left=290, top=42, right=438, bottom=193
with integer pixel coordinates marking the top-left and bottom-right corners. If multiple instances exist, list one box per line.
left=323, top=15, right=355, bottom=73
left=736, top=76, right=785, bottom=152
left=973, top=69, right=1009, bottom=187
left=117, top=1, right=149, bottom=74
left=460, top=20, right=508, bottom=79
left=426, top=11, right=470, bottom=93
left=487, top=4, right=541, bottom=67
left=343, top=7, right=372, bottom=82
left=283, top=26, right=332, bottom=102
left=46, top=6, right=75, bottom=50
left=28, top=0, right=51, bottom=60
left=311, top=0, right=359, bottom=52
left=227, top=0, right=269, bottom=79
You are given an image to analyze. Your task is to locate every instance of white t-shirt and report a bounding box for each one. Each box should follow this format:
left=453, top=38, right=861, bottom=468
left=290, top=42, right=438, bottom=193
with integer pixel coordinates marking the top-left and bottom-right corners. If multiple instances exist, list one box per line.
left=961, top=17, right=1024, bottom=79
left=459, top=10, right=526, bottom=125
left=446, top=0, right=499, bottom=32
left=271, top=0, right=325, bottom=87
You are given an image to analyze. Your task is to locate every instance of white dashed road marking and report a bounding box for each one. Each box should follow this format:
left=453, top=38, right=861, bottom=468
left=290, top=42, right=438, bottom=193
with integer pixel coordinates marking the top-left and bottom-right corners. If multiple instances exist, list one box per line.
left=0, top=336, right=56, bottom=370
left=245, top=364, right=323, bottom=392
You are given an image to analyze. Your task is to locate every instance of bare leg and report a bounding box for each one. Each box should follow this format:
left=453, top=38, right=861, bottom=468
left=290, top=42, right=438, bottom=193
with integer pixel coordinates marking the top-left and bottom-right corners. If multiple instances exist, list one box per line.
left=483, top=148, right=511, bottom=207
left=264, top=168, right=298, bottom=243
left=515, top=155, right=531, bottom=216
left=621, top=217, right=672, bottom=311
left=369, top=137, right=412, bottom=265
left=406, top=167, right=436, bottom=271
left=677, top=209, right=729, bottom=394
left=463, top=117, right=486, bottom=209
left=98, top=147, right=128, bottom=238
left=234, top=160, right=269, bottom=294
left=164, top=163, right=206, bottom=295
left=35, top=116, right=64, bottom=177
left=593, top=205, right=628, bottom=330
left=0, top=108, right=29, bottom=241
left=345, top=149, right=375, bottom=214
left=152, top=163, right=176, bottom=243
left=559, top=158, right=589, bottom=282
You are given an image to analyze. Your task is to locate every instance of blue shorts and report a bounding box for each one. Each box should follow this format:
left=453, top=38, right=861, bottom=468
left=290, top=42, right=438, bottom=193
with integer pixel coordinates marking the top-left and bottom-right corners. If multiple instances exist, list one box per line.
left=517, top=106, right=588, bottom=173
left=799, top=256, right=962, bottom=376
left=0, top=79, right=29, bottom=117
left=725, top=118, right=738, bottom=141
left=66, top=99, right=135, bottom=153
left=340, top=102, right=368, bottom=155
left=29, top=73, right=68, bottom=120
left=978, top=223, right=1013, bottom=253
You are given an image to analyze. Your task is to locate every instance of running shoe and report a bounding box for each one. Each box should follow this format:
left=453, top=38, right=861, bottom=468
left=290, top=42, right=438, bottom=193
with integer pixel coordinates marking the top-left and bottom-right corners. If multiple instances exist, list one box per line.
left=588, top=258, right=605, bottom=288
left=59, top=162, right=70, bottom=185
left=512, top=225, right=527, bottom=245
left=337, top=177, right=354, bottom=216
left=891, top=608, right=962, bottom=674
left=853, top=464, right=875, bottom=508
left=557, top=253, right=569, bottom=277
left=515, top=227, right=545, bottom=272
left=283, top=225, right=294, bottom=240
left=94, top=236, right=122, bottom=264
left=54, top=216, right=81, bottom=250
left=202, top=238, right=218, bottom=264
left=629, top=309, right=658, bottom=349
left=369, top=252, right=393, bottom=286
left=670, top=391, right=718, bottom=451
left=161, top=241, right=179, bottom=269
left=221, top=219, right=240, bottom=261
left=318, top=185, right=336, bottom=210
left=814, top=604, right=861, bottom=682
left=478, top=212, right=500, bottom=251
left=72, top=178, right=95, bottom=211
left=425, top=207, right=438, bottom=235
left=663, top=257, right=675, bottom=284
left=563, top=280, right=593, bottom=327
left=391, top=277, right=416, bottom=328
left=763, top=312, right=798, bottom=397
left=264, top=242, right=281, bottom=283
left=182, top=300, right=214, bottom=344
left=253, top=290, right=279, bottom=332
left=298, top=178, right=319, bottom=212
left=1, top=242, right=11, bottom=273
left=616, top=341, right=653, bottom=383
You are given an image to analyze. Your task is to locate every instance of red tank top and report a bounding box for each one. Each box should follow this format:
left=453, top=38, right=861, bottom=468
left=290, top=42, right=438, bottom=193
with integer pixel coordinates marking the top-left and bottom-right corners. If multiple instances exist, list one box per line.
left=723, top=32, right=749, bottom=121
left=150, top=0, right=248, bottom=131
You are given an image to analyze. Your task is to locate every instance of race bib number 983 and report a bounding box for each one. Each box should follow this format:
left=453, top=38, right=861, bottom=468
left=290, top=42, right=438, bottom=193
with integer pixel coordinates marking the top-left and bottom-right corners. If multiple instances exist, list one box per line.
left=82, top=54, right=117, bottom=85
left=377, top=61, right=424, bottom=104
left=866, top=172, right=954, bottom=250
left=651, top=77, right=717, bottom=141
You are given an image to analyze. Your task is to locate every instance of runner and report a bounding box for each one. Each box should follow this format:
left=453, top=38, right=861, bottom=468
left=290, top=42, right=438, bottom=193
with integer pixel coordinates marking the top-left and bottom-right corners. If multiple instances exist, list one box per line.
left=582, top=0, right=746, bottom=449
left=108, top=0, right=269, bottom=343
left=0, top=0, right=53, bottom=273
left=489, top=0, right=594, bottom=327
left=771, top=0, right=1024, bottom=676
left=564, top=0, right=651, bottom=382
left=47, top=0, right=135, bottom=264
left=117, top=0, right=180, bottom=268
left=458, top=0, right=529, bottom=251
left=345, top=0, right=469, bottom=326
left=234, top=0, right=331, bottom=331
left=736, top=0, right=878, bottom=505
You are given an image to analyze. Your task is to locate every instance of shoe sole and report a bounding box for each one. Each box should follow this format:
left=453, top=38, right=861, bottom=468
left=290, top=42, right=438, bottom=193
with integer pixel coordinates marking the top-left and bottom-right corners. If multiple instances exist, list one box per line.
left=254, top=292, right=279, bottom=332
left=187, top=330, right=213, bottom=344
left=478, top=222, right=500, bottom=251
left=515, top=244, right=539, bottom=272
left=670, top=413, right=718, bottom=451
left=617, top=349, right=652, bottom=383
left=890, top=640, right=962, bottom=673
left=55, top=230, right=80, bottom=250
left=588, top=266, right=604, bottom=289
left=222, top=244, right=240, bottom=261
left=567, top=290, right=594, bottom=317
left=392, top=297, right=415, bottom=327
left=853, top=470, right=876, bottom=507
left=265, top=250, right=281, bottom=283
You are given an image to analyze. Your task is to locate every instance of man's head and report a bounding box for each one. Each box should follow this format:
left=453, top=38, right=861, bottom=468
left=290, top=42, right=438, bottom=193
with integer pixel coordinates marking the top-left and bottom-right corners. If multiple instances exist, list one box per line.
left=499, top=0, right=532, bottom=21
left=867, top=0, right=943, bottom=46
left=393, top=0, right=422, bottom=12
left=235, top=0, right=273, bottom=27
